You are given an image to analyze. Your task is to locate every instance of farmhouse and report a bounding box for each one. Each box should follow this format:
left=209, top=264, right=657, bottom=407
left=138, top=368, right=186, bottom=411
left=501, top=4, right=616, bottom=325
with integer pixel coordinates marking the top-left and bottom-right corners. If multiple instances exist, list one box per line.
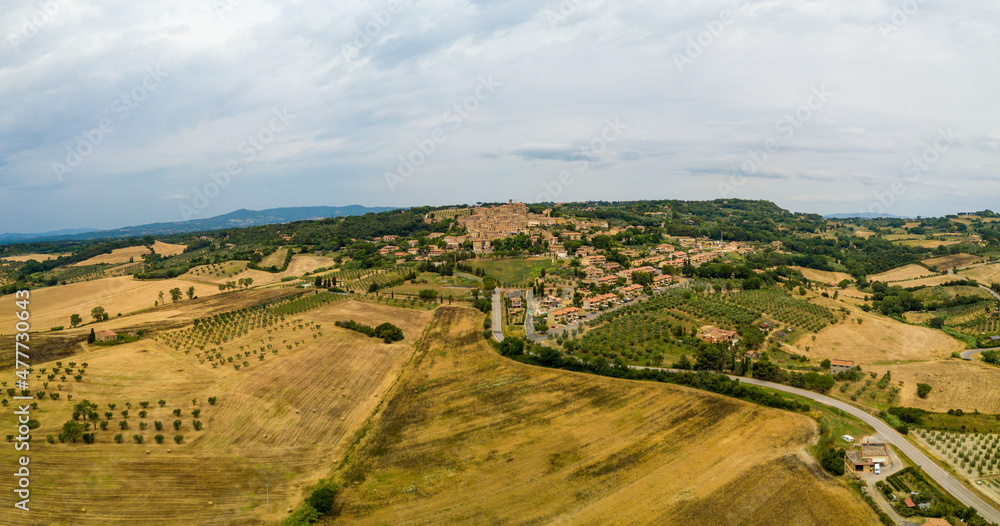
left=700, top=328, right=737, bottom=344
left=94, top=330, right=118, bottom=342
left=844, top=442, right=890, bottom=473
left=829, top=359, right=855, bottom=374
left=921, top=519, right=951, bottom=526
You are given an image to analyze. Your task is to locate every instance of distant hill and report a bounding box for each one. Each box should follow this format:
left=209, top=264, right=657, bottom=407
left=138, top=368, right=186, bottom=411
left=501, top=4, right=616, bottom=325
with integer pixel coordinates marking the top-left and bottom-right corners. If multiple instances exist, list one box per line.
left=0, top=205, right=398, bottom=244
left=823, top=212, right=909, bottom=219
left=0, top=228, right=99, bottom=243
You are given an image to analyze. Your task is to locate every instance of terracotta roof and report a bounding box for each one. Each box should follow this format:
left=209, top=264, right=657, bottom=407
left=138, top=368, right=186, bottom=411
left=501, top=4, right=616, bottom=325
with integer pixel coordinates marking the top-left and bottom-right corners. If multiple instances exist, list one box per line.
left=95, top=330, right=117, bottom=337
left=829, top=359, right=854, bottom=367
left=904, top=497, right=915, bottom=508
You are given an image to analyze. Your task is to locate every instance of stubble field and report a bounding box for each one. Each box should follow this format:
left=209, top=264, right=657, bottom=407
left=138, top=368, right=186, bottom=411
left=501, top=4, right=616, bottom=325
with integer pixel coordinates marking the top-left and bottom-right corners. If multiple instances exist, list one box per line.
left=0, top=299, right=432, bottom=525
left=324, top=307, right=878, bottom=526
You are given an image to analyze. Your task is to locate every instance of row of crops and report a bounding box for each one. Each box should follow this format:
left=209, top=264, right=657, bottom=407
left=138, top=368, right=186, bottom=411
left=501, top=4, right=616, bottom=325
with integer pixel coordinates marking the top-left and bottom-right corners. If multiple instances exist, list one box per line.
left=157, top=292, right=343, bottom=351
left=917, top=429, right=1000, bottom=477
left=722, top=290, right=836, bottom=332
left=954, top=315, right=1000, bottom=336
left=571, top=312, right=692, bottom=363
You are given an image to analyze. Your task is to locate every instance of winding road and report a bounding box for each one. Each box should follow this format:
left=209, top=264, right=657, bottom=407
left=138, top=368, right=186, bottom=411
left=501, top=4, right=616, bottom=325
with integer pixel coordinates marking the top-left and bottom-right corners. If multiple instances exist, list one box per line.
left=733, top=377, right=1000, bottom=524
left=492, top=289, right=1000, bottom=523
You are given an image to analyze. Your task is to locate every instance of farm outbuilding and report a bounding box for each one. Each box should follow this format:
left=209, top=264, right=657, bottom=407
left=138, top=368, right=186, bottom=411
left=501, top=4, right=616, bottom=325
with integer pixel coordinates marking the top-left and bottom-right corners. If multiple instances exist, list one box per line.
left=829, top=359, right=854, bottom=374
left=94, top=330, right=118, bottom=342
left=844, top=442, right=890, bottom=473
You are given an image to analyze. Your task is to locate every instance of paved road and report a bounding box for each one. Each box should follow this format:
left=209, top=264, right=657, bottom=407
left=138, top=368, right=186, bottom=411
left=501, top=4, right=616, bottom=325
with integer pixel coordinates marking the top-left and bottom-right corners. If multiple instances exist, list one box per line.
left=947, top=267, right=1000, bottom=300
left=495, top=291, right=1000, bottom=521
left=491, top=289, right=504, bottom=342
left=962, top=347, right=999, bottom=360
left=733, top=376, right=1000, bottom=524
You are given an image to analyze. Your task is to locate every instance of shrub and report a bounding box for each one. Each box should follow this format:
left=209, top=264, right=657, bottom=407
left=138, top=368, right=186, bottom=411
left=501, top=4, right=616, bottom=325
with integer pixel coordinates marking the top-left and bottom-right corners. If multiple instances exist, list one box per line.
left=305, top=479, right=340, bottom=514
left=174, top=435, right=183, bottom=444
left=154, top=434, right=165, bottom=444
left=113, top=434, right=123, bottom=443
left=916, top=383, right=932, bottom=398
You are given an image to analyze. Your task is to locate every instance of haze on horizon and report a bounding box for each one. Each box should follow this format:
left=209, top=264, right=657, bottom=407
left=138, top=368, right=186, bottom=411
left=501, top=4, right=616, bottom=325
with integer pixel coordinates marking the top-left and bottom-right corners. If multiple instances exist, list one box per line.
left=1, top=0, right=998, bottom=233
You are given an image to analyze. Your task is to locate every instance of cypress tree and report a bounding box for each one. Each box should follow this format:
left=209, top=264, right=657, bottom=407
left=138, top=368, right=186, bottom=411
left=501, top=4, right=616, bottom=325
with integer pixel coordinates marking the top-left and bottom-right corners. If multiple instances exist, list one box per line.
left=87, top=328, right=96, bottom=344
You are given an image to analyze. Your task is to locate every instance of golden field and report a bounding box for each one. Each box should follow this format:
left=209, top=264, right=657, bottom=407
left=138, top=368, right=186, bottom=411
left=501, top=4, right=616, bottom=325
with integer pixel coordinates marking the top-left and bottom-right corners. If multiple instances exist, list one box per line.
left=324, top=307, right=879, bottom=526
left=0, top=299, right=433, bottom=525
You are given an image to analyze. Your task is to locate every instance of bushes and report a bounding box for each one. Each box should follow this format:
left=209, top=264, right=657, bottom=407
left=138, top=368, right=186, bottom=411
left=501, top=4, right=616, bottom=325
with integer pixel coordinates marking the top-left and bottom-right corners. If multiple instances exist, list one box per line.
left=499, top=337, right=525, bottom=357
left=819, top=446, right=845, bottom=475
left=917, top=383, right=932, bottom=398
left=281, top=479, right=340, bottom=525
left=334, top=320, right=404, bottom=343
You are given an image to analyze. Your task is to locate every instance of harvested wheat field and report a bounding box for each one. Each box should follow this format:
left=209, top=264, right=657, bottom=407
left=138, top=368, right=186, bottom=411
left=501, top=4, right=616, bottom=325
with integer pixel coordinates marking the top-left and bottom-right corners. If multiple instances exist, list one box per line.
left=1, top=252, right=69, bottom=262
left=896, top=238, right=961, bottom=249
left=870, top=263, right=938, bottom=283
left=0, top=299, right=433, bottom=525
left=867, top=360, right=1000, bottom=413
left=790, top=266, right=853, bottom=285
left=922, top=253, right=984, bottom=271
left=324, top=307, right=878, bottom=526
left=260, top=248, right=290, bottom=268
left=959, top=263, right=1000, bottom=285
left=901, top=274, right=966, bottom=288
left=152, top=240, right=186, bottom=256
left=72, top=246, right=152, bottom=266
left=0, top=276, right=224, bottom=333
left=793, top=300, right=962, bottom=364
left=208, top=255, right=337, bottom=287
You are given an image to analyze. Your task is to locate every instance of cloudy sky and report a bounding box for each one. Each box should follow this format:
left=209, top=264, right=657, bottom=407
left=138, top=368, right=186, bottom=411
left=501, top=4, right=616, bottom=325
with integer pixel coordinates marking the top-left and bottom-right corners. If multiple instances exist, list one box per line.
left=1, top=0, right=998, bottom=232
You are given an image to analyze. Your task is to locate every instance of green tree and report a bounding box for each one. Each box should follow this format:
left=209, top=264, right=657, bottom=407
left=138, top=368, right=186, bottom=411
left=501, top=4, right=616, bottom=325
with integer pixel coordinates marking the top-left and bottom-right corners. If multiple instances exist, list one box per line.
left=820, top=359, right=831, bottom=370
left=185, top=286, right=195, bottom=300
left=169, top=288, right=182, bottom=302
left=418, top=289, right=438, bottom=301
left=59, top=420, right=86, bottom=442
left=305, top=479, right=340, bottom=514
left=90, top=306, right=107, bottom=322
left=87, top=328, right=96, bottom=344
left=916, top=383, right=932, bottom=398
left=70, top=314, right=82, bottom=328
left=499, top=337, right=525, bottom=357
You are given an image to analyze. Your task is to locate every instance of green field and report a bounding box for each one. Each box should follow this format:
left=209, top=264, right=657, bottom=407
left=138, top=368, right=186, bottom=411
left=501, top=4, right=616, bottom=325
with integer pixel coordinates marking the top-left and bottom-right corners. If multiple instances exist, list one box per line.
left=471, top=257, right=558, bottom=286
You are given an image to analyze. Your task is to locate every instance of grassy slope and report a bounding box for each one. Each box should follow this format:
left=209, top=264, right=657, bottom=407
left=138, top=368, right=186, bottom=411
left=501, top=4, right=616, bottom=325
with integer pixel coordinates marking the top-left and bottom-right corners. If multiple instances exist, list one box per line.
left=324, top=306, right=879, bottom=526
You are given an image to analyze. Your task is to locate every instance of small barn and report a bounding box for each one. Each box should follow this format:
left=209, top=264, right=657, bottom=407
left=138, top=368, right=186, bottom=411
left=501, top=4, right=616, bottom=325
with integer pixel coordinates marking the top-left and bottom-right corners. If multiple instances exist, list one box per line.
left=95, top=330, right=118, bottom=342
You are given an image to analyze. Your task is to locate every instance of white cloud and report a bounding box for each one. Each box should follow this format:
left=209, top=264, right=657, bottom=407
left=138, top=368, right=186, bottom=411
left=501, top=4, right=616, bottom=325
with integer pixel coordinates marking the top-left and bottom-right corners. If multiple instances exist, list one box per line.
left=0, top=0, right=998, bottom=231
